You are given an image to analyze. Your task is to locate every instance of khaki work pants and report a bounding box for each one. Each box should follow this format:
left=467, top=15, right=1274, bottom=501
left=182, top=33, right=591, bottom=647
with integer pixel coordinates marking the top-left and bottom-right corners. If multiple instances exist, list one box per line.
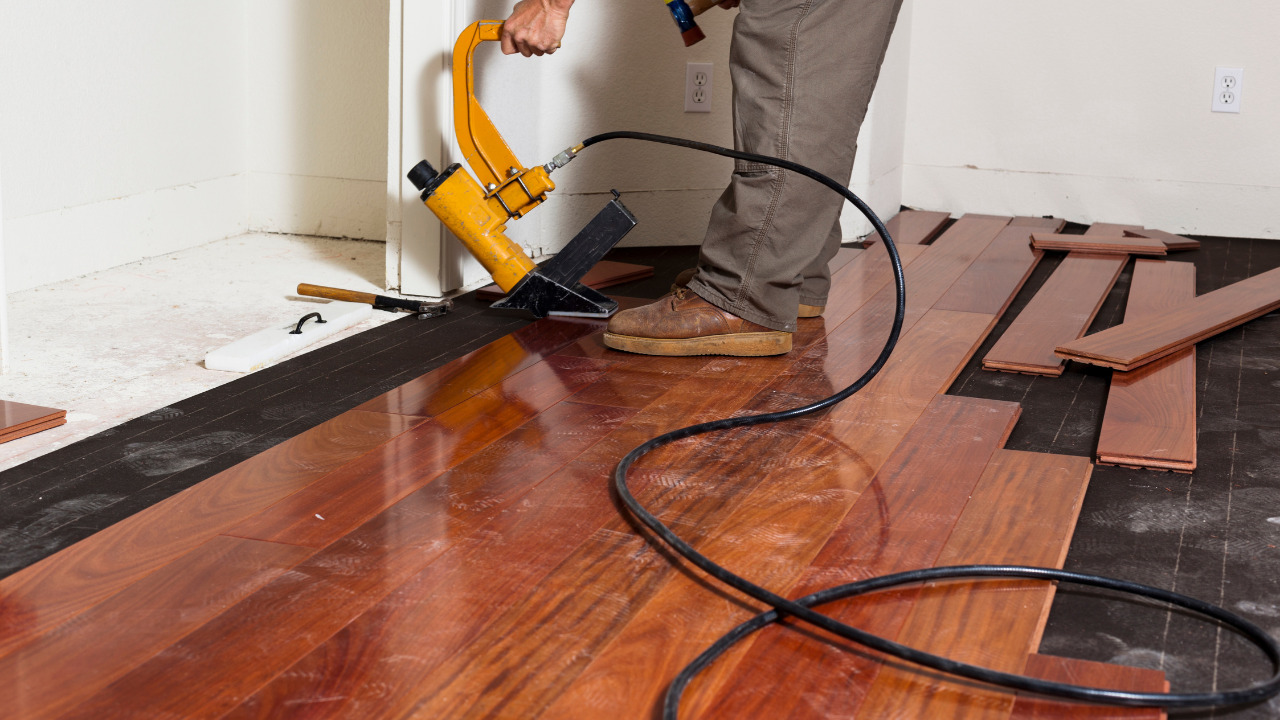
left=686, top=0, right=905, bottom=332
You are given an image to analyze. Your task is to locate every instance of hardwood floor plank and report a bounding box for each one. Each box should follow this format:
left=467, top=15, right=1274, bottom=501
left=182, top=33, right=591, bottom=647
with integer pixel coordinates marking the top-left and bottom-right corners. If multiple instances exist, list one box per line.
left=983, top=252, right=1128, bottom=376
left=1009, top=654, right=1167, bottom=719
left=1056, top=265, right=1280, bottom=371
left=871, top=209, right=952, bottom=245
left=1097, top=260, right=1197, bottom=471
left=983, top=223, right=1143, bottom=376
left=560, top=394, right=1022, bottom=720
left=1031, top=233, right=1167, bottom=256
left=0, top=400, right=66, bottom=435
left=702, top=396, right=1019, bottom=719
left=0, top=417, right=68, bottom=445
left=0, top=409, right=424, bottom=659
left=1, top=536, right=312, bottom=720
left=935, top=217, right=1066, bottom=315
left=74, top=363, right=781, bottom=720
left=355, top=315, right=603, bottom=417
left=1126, top=227, right=1200, bottom=252
left=851, top=449, right=1092, bottom=719
left=224, top=355, right=610, bottom=547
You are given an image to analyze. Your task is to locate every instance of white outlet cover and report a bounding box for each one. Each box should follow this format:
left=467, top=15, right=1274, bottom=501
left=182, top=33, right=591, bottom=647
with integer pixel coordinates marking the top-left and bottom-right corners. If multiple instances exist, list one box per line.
left=685, top=62, right=712, bottom=113
left=1212, top=66, right=1243, bottom=113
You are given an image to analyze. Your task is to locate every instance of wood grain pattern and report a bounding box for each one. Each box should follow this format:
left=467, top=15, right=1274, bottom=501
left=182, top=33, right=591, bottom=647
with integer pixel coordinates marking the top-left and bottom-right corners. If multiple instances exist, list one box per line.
left=1030, top=233, right=1167, bottom=256
left=1057, top=265, right=1280, bottom=371
left=850, top=449, right=1093, bottom=719
left=218, top=362, right=797, bottom=720
left=544, top=315, right=1015, bottom=720
left=935, top=217, right=1066, bottom=315
left=355, top=315, right=603, bottom=416
left=871, top=209, right=951, bottom=245
left=16, top=209, right=1125, bottom=718
left=1010, top=654, right=1168, bottom=719
left=0, top=409, right=424, bottom=659
left=0, top=400, right=66, bottom=434
left=1125, top=227, right=1200, bottom=252
left=1096, top=260, right=1197, bottom=471
left=224, top=355, right=609, bottom=547
left=983, top=222, right=1133, bottom=376
left=1, top=536, right=312, bottom=720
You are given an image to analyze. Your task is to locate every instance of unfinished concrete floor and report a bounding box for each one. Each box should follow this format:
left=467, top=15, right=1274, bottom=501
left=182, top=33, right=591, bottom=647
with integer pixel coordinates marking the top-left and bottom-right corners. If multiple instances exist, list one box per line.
left=0, top=234, right=402, bottom=471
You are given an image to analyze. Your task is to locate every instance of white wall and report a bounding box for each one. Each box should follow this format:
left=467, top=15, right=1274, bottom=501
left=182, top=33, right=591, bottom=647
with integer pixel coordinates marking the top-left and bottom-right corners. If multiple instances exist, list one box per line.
left=903, top=1, right=1280, bottom=238
left=245, top=0, right=388, bottom=240
left=0, top=1, right=246, bottom=292
left=0, top=1, right=389, bottom=294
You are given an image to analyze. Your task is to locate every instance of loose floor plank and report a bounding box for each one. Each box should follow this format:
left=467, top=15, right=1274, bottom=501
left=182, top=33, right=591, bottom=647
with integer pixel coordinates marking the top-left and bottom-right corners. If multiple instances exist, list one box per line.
left=1126, top=227, right=1200, bottom=252
left=476, top=259, right=654, bottom=300
left=1009, top=654, right=1168, bottom=719
left=935, top=217, right=1066, bottom=315
left=0, top=400, right=66, bottom=445
left=1031, top=233, right=1167, bottom=256
left=1096, top=260, right=1197, bottom=472
left=984, top=223, right=1141, bottom=376
left=0, top=409, right=424, bottom=659
left=1056, top=265, right=1280, bottom=371
left=870, top=209, right=951, bottom=245
left=850, top=449, right=1093, bottom=719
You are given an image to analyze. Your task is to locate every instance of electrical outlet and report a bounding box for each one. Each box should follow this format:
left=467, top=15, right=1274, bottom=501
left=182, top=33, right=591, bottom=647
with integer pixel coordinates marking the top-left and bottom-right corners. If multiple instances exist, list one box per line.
left=1212, top=66, right=1243, bottom=113
left=685, top=62, right=712, bottom=113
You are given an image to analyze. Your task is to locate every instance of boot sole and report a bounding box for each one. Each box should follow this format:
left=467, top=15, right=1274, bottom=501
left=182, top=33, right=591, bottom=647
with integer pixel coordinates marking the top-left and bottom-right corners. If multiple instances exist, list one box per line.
left=798, top=304, right=824, bottom=318
left=602, top=331, right=792, bottom=357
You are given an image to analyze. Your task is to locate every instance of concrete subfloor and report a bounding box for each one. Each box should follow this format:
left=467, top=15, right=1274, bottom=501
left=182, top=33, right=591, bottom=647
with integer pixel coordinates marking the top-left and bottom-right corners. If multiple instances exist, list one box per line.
left=0, top=234, right=403, bottom=471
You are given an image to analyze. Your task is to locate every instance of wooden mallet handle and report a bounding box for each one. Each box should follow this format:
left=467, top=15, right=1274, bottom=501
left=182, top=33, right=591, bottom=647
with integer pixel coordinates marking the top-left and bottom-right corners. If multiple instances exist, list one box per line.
left=297, top=283, right=379, bottom=306
left=687, top=0, right=723, bottom=15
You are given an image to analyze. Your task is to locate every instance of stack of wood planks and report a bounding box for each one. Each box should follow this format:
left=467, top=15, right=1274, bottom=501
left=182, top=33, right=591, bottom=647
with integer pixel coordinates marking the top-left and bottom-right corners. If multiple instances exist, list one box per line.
left=0, top=211, right=1172, bottom=718
left=0, top=400, right=66, bottom=445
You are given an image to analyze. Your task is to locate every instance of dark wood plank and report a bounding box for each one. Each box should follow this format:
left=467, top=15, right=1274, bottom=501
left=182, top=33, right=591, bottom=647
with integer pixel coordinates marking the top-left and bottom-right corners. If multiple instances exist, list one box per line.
left=851, top=449, right=1093, bottom=719
left=1010, top=654, right=1168, bottom=719
left=871, top=209, right=951, bottom=245
left=476, top=260, right=654, bottom=300
left=1096, top=260, right=1197, bottom=472
left=983, top=250, right=1128, bottom=376
left=355, top=315, right=604, bottom=417
left=0, top=409, right=424, bottom=659
left=1031, top=233, right=1167, bottom=256
left=223, top=355, right=610, bottom=547
left=0, top=536, right=312, bottom=719
left=1126, top=227, right=1200, bottom=252
left=935, top=217, right=1066, bottom=315
left=1057, top=265, right=1280, bottom=371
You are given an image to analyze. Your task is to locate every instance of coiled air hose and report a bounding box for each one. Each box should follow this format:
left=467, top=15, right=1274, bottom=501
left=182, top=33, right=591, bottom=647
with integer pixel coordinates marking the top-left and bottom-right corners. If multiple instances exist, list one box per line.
left=564, top=131, right=1280, bottom=717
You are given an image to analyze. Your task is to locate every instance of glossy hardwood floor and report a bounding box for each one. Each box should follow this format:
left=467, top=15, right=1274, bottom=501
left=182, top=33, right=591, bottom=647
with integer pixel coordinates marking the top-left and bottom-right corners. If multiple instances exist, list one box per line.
left=0, top=216, right=1167, bottom=719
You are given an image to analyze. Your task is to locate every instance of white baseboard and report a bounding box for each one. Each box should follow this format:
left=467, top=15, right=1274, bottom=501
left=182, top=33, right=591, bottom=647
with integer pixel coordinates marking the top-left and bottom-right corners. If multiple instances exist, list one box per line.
left=4, top=174, right=245, bottom=292
left=247, top=173, right=387, bottom=241
left=904, top=165, right=1280, bottom=239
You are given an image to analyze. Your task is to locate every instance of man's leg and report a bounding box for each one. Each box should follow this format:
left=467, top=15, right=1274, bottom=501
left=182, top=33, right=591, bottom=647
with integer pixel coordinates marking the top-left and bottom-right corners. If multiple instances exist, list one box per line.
left=688, top=0, right=904, bottom=332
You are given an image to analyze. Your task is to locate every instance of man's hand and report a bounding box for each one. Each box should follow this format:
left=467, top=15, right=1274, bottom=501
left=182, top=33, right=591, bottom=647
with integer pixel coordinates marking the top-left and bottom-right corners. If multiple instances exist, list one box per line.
left=501, top=0, right=574, bottom=57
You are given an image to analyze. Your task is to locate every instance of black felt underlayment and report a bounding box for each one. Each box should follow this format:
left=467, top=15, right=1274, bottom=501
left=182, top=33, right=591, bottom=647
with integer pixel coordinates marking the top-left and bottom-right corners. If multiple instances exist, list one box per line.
left=3, top=235, right=1280, bottom=716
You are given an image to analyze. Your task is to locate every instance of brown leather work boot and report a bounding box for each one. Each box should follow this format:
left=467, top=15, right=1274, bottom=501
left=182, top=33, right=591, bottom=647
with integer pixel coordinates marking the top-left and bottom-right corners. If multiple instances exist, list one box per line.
left=672, top=268, right=824, bottom=318
left=603, top=288, right=792, bottom=356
